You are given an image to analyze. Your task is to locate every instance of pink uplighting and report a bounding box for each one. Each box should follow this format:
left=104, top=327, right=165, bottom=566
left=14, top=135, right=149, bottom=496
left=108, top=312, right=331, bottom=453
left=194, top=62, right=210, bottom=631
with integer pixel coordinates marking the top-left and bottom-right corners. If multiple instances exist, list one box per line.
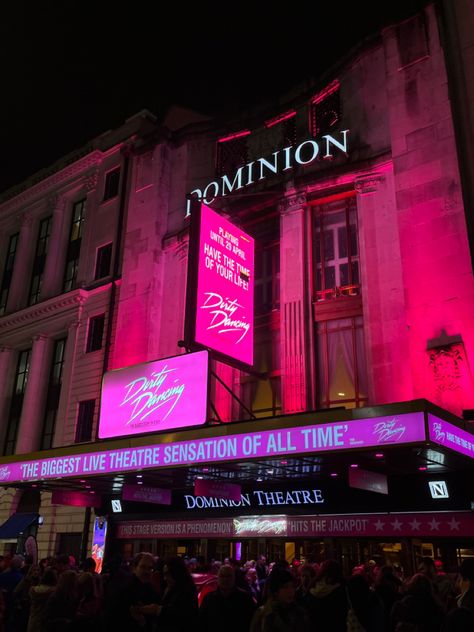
left=418, top=466, right=428, bottom=471
left=350, top=464, right=359, bottom=468
left=375, top=453, right=384, bottom=458
left=330, top=473, right=338, bottom=477
left=311, top=79, right=340, bottom=104
left=265, top=110, right=296, bottom=128
left=217, top=130, right=251, bottom=143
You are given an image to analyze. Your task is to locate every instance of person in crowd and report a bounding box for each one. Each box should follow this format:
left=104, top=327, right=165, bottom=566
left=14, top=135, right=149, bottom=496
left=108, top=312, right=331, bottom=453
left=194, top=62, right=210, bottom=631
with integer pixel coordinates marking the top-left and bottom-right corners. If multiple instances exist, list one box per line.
left=74, top=572, right=101, bottom=631
left=310, top=559, right=348, bottom=632
left=27, top=568, right=57, bottom=632
left=443, top=558, right=474, bottom=631
left=139, top=556, right=198, bottom=632
left=390, top=572, right=445, bottom=632
left=373, top=565, right=402, bottom=631
left=0, top=556, right=24, bottom=625
left=42, top=569, right=79, bottom=632
left=250, top=568, right=309, bottom=632
left=246, top=567, right=262, bottom=605
left=256, top=555, right=268, bottom=586
left=8, top=563, right=41, bottom=632
left=295, top=564, right=317, bottom=629
left=347, top=572, right=384, bottom=632
left=54, top=554, right=71, bottom=576
left=198, top=564, right=256, bottom=632
left=418, top=557, right=455, bottom=609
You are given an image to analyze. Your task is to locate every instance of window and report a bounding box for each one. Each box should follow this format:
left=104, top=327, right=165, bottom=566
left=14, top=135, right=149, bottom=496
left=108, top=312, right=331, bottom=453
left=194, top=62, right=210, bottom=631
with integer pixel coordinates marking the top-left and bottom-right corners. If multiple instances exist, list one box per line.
left=317, top=316, right=368, bottom=410
left=216, top=132, right=249, bottom=177
left=86, top=314, right=105, bottom=352
left=94, top=243, right=112, bottom=280
left=28, top=216, right=52, bottom=305
left=4, top=349, right=31, bottom=455
left=63, top=199, right=86, bottom=293
left=310, top=80, right=341, bottom=138
left=396, top=14, right=429, bottom=69
left=40, top=338, right=66, bottom=450
left=103, top=167, right=120, bottom=201
left=75, top=400, right=95, bottom=443
left=255, top=242, right=280, bottom=314
left=313, top=196, right=360, bottom=301
left=0, top=232, right=19, bottom=315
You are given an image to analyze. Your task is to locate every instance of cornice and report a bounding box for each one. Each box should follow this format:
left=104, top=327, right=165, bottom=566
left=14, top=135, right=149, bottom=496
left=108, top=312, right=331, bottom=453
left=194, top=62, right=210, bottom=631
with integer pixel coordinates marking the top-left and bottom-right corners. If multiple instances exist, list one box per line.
left=0, top=151, right=104, bottom=216
left=0, top=291, right=86, bottom=333
left=279, top=191, right=307, bottom=215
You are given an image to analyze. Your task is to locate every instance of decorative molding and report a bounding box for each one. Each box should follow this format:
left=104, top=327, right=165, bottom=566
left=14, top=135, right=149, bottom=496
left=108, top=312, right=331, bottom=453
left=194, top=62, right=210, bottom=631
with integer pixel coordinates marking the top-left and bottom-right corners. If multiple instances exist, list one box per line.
left=83, top=168, right=100, bottom=193
left=32, top=333, right=50, bottom=343
left=0, top=291, right=87, bottom=333
left=355, top=173, right=385, bottom=195
left=162, top=228, right=189, bottom=261
left=428, top=344, right=464, bottom=393
left=280, top=192, right=307, bottom=215
left=20, top=212, right=34, bottom=228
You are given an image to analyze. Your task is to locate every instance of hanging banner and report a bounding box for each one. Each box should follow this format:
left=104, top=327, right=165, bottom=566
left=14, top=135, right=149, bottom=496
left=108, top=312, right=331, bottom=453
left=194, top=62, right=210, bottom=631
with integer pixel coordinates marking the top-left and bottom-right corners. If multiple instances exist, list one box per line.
left=194, top=479, right=242, bottom=501
left=51, top=490, right=102, bottom=508
left=98, top=350, right=209, bottom=439
left=348, top=467, right=388, bottom=495
left=186, top=202, right=254, bottom=367
left=122, top=484, right=172, bottom=505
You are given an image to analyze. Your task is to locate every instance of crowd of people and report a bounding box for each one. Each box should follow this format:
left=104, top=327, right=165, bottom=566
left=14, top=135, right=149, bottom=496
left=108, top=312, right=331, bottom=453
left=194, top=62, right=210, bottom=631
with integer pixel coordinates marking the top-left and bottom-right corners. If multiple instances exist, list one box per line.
left=0, top=551, right=472, bottom=631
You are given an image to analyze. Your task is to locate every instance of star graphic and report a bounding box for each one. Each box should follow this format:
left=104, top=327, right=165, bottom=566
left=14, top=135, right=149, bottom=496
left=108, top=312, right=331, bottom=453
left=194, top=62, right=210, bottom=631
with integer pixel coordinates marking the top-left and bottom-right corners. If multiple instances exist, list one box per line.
left=448, top=517, right=460, bottom=531
left=374, top=519, right=385, bottom=531
left=409, top=518, right=421, bottom=531
left=428, top=517, right=440, bottom=531
left=391, top=519, right=403, bottom=531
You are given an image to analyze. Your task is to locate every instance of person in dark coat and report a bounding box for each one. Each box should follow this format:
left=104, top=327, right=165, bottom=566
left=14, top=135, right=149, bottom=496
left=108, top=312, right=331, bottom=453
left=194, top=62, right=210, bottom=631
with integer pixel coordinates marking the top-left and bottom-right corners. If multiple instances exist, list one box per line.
left=391, top=573, right=445, bottom=632
left=199, top=564, right=256, bottom=632
left=443, top=558, right=474, bottom=632
left=251, top=568, right=309, bottom=632
left=310, top=560, right=348, bottom=632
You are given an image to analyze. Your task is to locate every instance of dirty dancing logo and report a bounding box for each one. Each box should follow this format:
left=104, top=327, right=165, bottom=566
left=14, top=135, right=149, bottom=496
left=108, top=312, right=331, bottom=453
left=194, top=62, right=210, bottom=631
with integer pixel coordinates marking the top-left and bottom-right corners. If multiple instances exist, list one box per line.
left=201, top=292, right=250, bottom=343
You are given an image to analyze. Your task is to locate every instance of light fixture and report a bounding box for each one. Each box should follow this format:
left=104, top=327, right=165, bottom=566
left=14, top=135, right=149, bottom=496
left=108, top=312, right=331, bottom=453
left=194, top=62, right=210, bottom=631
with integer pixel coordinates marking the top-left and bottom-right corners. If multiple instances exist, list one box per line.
left=256, top=477, right=263, bottom=482
left=338, top=392, right=346, bottom=397
left=330, top=473, right=338, bottom=477
left=350, top=464, right=358, bottom=468
left=196, top=475, right=204, bottom=480
left=418, top=466, right=428, bottom=471
left=266, top=469, right=274, bottom=475
left=280, top=460, right=288, bottom=465
left=375, top=453, right=384, bottom=458
left=137, top=481, right=143, bottom=485
left=136, top=474, right=143, bottom=479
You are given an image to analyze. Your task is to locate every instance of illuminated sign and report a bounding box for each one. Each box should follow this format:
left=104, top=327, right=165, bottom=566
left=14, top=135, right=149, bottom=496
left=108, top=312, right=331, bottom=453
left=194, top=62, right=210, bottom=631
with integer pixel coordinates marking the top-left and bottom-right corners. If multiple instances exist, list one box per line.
left=428, top=481, right=449, bottom=499
left=111, top=500, right=122, bottom=513
left=51, top=490, right=102, bottom=508
left=234, top=516, right=287, bottom=536
left=2, top=411, right=426, bottom=483
left=91, top=517, right=107, bottom=574
left=348, top=468, right=388, bottom=495
left=98, top=351, right=208, bottom=439
left=185, top=131, right=350, bottom=216
left=187, top=203, right=254, bottom=366
left=122, top=484, right=171, bottom=505
left=194, top=479, right=241, bottom=501
left=184, top=489, right=324, bottom=509
left=428, top=414, right=474, bottom=458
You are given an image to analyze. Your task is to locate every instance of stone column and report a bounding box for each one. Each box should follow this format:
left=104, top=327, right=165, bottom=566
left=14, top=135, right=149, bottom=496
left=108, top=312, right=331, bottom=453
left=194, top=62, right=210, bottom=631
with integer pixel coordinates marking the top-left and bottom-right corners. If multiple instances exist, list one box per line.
left=41, top=195, right=70, bottom=300
left=0, top=346, right=14, bottom=449
left=355, top=171, right=413, bottom=405
left=15, top=335, right=54, bottom=455
left=75, top=170, right=100, bottom=288
left=7, top=213, right=35, bottom=312
left=279, top=190, right=312, bottom=413
left=53, top=319, right=81, bottom=448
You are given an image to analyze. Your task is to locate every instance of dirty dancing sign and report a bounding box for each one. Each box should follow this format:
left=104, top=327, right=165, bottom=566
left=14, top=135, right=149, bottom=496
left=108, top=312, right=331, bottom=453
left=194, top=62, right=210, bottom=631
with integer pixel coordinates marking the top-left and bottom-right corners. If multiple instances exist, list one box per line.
left=187, top=203, right=254, bottom=366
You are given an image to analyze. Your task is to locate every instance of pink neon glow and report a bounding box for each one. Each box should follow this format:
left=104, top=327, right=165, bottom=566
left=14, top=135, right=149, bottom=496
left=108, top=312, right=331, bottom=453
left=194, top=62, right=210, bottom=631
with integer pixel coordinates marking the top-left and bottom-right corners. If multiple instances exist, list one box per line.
left=350, top=464, right=359, bottom=468
left=116, top=511, right=474, bottom=539
left=51, top=490, right=101, bottom=508
left=375, top=453, right=384, bottom=458
left=419, top=466, right=428, bottom=471
left=330, top=473, right=338, bottom=477
left=265, top=110, right=297, bottom=128
left=194, top=479, right=241, bottom=501
left=311, top=79, right=340, bottom=104
left=217, top=130, right=251, bottom=143
left=5, top=412, right=426, bottom=483
left=98, top=351, right=208, bottom=439
left=427, top=414, right=474, bottom=458
left=122, top=484, right=171, bottom=505
left=194, top=204, right=254, bottom=366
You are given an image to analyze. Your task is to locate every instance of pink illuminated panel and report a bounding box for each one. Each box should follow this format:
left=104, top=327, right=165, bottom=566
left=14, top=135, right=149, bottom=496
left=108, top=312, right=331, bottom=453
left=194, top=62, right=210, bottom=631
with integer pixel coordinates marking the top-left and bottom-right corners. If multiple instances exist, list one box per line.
left=194, top=204, right=254, bottom=366
left=98, top=351, right=208, bottom=439
left=4, top=411, right=426, bottom=483
left=194, top=479, right=241, bottom=501
left=428, top=414, right=474, bottom=458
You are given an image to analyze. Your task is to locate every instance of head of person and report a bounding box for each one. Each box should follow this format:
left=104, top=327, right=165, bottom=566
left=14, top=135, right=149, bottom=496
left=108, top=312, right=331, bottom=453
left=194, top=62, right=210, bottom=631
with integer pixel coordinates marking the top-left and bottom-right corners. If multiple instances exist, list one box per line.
left=217, top=564, right=235, bottom=595
left=246, top=568, right=258, bottom=584
left=405, top=573, right=434, bottom=599
left=267, top=569, right=295, bottom=604
left=41, top=568, right=57, bottom=587
left=78, top=572, right=95, bottom=599
left=55, top=554, right=71, bottom=574
left=133, top=552, right=154, bottom=584
left=163, top=556, right=195, bottom=592
left=56, top=570, right=78, bottom=601
left=316, top=560, right=344, bottom=586
left=83, top=557, right=97, bottom=573
left=299, top=564, right=316, bottom=591
left=418, top=557, right=437, bottom=579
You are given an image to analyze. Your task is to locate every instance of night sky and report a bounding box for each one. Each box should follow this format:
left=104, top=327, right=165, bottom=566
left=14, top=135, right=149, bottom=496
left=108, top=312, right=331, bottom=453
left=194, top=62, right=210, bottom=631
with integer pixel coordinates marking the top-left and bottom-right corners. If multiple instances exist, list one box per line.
left=1, top=1, right=427, bottom=193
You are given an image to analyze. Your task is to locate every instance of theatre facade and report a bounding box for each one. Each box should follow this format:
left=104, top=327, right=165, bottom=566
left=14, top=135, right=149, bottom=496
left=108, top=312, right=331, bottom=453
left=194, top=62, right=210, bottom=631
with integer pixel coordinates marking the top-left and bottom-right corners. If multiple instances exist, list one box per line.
left=0, top=3, right=473, bottom=571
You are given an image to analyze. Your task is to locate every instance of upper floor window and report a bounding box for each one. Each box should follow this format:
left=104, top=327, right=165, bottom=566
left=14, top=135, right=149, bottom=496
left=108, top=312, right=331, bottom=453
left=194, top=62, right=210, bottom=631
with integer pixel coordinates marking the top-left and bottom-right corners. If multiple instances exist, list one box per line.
left=312, top=195, right=360, bottom=301
left=255, top=242, right=280, bottom=314
left=265, top=110, right=297, bottom=148
left=28, top=216, right=52, bottom=306
left=310, top=80, right=341, bottom=138
left=4, top=348, right=31, bottom=455
left=63, top=199, right=86, bottom=293
left=396, top=13, right=429, bottom=69
left=216, top=131, right=250, bottom=177
left=41, top=338, right=66, bottom=450
left=86, top=314, right=105, bottom=352
left=75, top=399, right=95, bottom=443
left=103, top=167, right=121, bottom=201
left=0, top=232, right=19, bottom=315
left=94, top=243, right=112, bottom=280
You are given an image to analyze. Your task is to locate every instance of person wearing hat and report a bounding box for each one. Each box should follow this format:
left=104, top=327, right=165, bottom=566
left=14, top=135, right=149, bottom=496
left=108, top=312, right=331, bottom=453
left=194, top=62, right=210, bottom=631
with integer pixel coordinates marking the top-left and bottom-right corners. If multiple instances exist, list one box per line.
left=250, top=568, right=309, bottom=632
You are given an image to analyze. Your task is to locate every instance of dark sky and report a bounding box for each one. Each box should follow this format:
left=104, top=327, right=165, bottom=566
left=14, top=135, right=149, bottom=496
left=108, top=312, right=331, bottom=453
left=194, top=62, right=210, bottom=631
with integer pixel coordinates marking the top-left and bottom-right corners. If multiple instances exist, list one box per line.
left=1, top=1, right=427, bottom=193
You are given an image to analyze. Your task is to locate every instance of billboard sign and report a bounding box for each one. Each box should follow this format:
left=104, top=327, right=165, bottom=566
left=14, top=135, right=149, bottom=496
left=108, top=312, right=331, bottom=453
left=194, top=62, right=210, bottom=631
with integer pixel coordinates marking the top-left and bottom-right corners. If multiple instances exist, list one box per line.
left=91, top=517, right=107, bottom=574
left=187, top=203, right=254, bottom=367
left=98, top=351, right=209, bottom=439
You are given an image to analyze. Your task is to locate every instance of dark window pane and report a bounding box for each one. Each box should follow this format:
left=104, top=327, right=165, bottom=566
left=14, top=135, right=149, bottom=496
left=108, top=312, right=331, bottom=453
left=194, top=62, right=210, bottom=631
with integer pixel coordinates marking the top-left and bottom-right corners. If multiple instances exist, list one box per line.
left=324, top=266, right=336, bottom=289
left=103, top=168, right=120, bottom=201
left=95, top=243, right=112, bottom=280
left=349, top=223, right=358, bottom=256
left=338, top=226, right=347, bottom=258
left=86, top=315, right=105, bottom=352
left=340, top=263, right=349, bottom=287
left=324, top=231, right=334, bottom=261
left=75, top=400, right=95, bottom=443
left=352, top=261, right=360, bottom=285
